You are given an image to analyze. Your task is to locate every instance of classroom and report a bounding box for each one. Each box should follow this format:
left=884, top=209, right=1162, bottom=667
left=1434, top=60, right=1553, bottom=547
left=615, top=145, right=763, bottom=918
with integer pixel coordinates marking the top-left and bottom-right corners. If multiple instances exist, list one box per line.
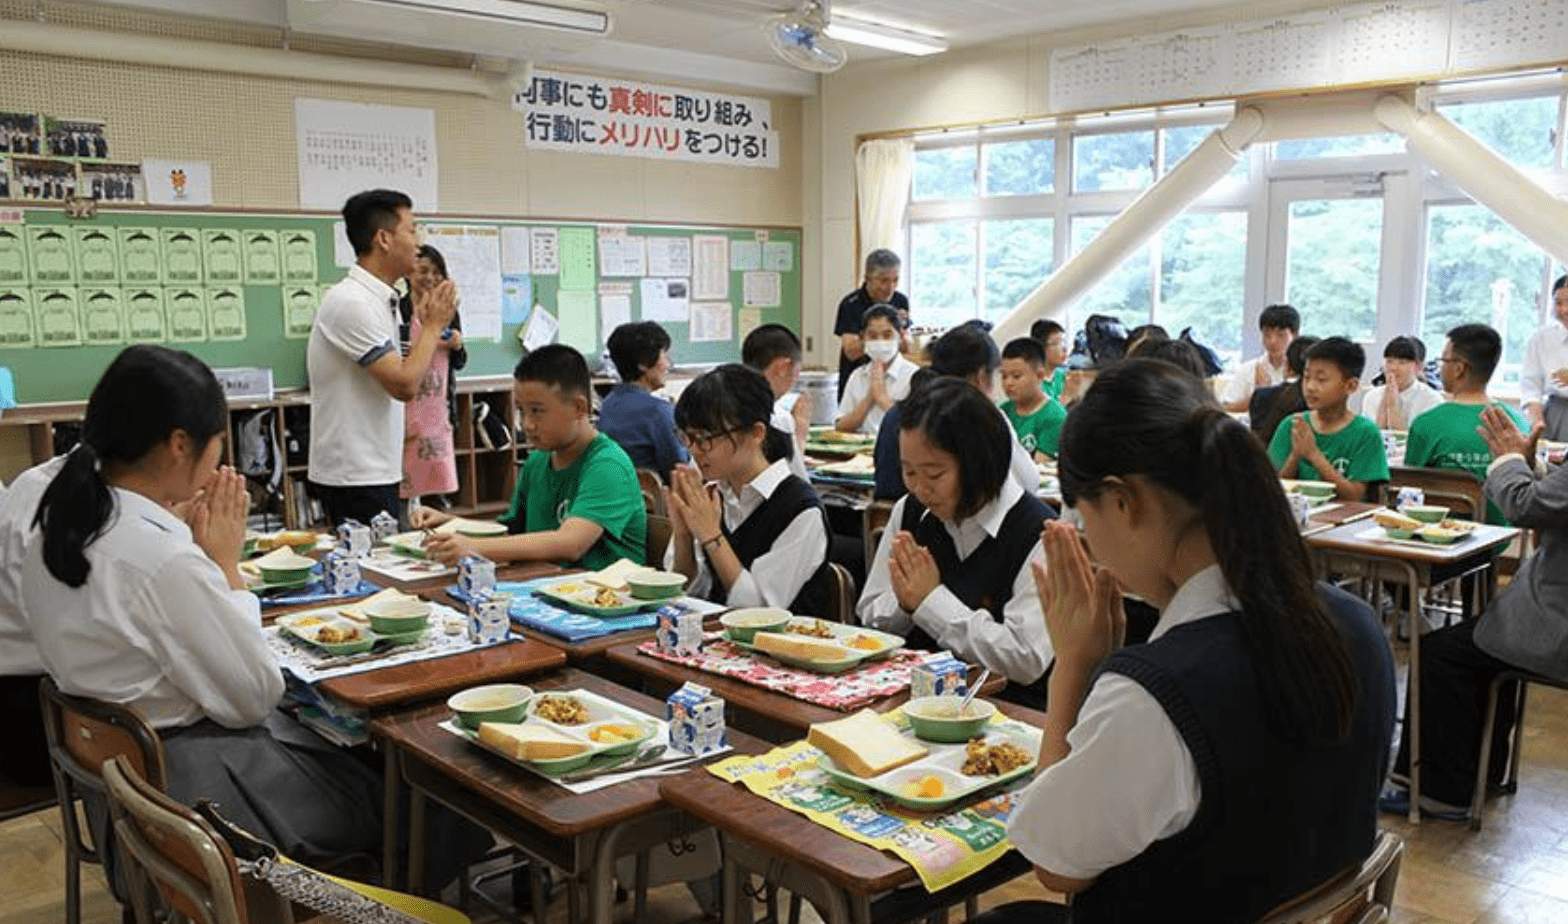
left=2, top=0, right=1567, bottom=922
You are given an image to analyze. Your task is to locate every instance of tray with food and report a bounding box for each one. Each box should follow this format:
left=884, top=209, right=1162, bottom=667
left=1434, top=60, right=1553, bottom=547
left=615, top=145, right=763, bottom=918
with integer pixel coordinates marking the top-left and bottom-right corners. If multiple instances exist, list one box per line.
left=1280, top=479, right=1336, bottom=505
left=240, top=547, right=319, bottom=591
left=432, top=517, right=508, bottom=537
left=243, top=529, right=321, bottom=558
left=381, top=530, right=432, bottom=559
left=533, top=578, right=664, bottom=617
left=806, top=708, right=1039, bottom=811
left=720, top=614, right=905, bottom=672
left=274, top=611, right=380, bottom=655
left=1361, top=514, right=1480, bottom=547
left=454, top=688, right=660, bottom=777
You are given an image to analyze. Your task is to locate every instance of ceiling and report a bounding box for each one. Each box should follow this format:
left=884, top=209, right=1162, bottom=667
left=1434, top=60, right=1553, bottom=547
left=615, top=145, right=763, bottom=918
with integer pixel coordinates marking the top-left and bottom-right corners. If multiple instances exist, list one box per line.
left=76, top=0, right=1260, bottom=95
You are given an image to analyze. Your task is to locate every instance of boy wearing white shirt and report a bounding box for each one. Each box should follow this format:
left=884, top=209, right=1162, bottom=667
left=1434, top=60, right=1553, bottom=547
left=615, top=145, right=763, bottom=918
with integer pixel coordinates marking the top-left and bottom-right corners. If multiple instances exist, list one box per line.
left=1357, top=335, right=1443, bottom=430
left=743, top=322, right=811, bottom=482
left=1222, top=304, right=1299, bottom=414
left=1520, top=274, right=1568, bottom=441
left=836, top=304, right=917, bottom=435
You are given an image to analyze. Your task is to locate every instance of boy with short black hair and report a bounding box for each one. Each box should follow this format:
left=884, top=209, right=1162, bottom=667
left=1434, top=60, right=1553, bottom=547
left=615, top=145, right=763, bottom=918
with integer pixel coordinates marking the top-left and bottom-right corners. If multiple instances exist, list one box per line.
left=1269, top=336, right=1390, bottom=501
left=836, top=304, right=917, bottom=435
left=599, top=320, right=688, bottom=481
left=1224, top=303, right=1300, bottom=413
left=416, top=344, right=647, bottom=568
left=1029, top=318, right=1070, bottom=401
left=742, top=322, right=810, bottom=479
left=999, top=337, right=1067, bottom=461
left=1357, top=335, right=1442, bottom=430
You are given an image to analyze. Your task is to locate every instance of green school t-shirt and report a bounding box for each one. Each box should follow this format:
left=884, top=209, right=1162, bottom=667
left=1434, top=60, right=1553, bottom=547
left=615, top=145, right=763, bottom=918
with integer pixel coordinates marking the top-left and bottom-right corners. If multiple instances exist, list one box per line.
left=1041, top=367, right=1068, bottom=402
left=1002, top=398, right=1067, bottom=456
left=1403, top=401, right=1526, bottom=524
left=1268, top=412, right=1390, bottom=486
left=500, top=432, right=648, bottom=570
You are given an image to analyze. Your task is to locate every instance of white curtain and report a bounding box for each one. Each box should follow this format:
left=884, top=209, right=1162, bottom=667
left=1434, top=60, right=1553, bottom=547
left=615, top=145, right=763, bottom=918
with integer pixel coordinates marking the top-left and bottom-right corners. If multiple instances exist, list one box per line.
left=855, top=138, right=914, bottom=265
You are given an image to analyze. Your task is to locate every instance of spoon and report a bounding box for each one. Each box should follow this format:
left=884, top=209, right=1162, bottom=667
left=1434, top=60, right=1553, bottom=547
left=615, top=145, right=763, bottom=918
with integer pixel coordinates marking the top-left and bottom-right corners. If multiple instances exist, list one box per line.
left=558, top=744, right=671, bottom=784
left=959, top=668, right=990, bottom=716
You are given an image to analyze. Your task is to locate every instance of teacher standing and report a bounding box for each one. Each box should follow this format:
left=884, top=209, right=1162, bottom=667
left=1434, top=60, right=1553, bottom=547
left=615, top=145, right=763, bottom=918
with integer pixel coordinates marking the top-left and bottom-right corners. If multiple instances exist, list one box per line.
left=399, top=243, right=465, bottom=506
left=1521, top=274, right=1568, bottom=442
left=834, top=248, right=909, bottom=402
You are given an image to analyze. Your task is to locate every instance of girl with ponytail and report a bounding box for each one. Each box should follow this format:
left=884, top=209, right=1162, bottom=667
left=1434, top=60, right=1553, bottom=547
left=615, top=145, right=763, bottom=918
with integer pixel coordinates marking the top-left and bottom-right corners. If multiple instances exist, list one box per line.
left=985, top=359, right=1396, bottom=924
left=667, top=364, right=832, bottom=615
left=20, top=345, right=397, bottom=884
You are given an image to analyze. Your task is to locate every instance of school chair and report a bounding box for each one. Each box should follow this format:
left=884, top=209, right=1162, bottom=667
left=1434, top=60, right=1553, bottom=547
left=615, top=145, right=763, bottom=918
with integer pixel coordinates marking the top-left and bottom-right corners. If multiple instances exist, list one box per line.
left=39, top=676, right=167, bottom=924
left=1253, top=830, right=1403, bottom=924
left=646, top=513, right=673, bottom=566
left=862, top=499, right=895, bottom=572
left=636, top=467, right=667, bottom=518
left=1384, top=466, right=1485, bottom=521
left=1469, top=669, right=1568, bottom=830
left=824, top=563, right=856, bottom=624
left=101, top=756, right=468, bottom=924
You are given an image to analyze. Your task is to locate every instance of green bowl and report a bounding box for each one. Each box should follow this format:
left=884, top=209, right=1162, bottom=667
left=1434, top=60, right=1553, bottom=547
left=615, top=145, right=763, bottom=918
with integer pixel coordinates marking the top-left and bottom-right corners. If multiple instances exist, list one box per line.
left=1418, top=527, right=1464, bottom=545
left=627, top=571, right=687, bottom=601
left=366, top=600, right=431, bottom=635
left=378, top=628, right=427, bottom=646
left=719, top=607, right=792, bottom=643
left=903, top=696, right=996, bottom=743
left=312, top=630, right=376, bottom=656
left=448, top=684, right=533, bottom=730
left=1405, top=505, right=1450, bottom=524
left=259, top=564, right=315, bottom=584
left=1383, top=527, right=1417, bottom=541
left=1294, top=481, right=1336, bottom=500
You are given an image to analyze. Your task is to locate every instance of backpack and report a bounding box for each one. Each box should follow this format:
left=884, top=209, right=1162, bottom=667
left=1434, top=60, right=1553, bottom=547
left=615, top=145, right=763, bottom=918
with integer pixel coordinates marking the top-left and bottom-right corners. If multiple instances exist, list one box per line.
left=1071, top=314, right=1129, bottom=366
left=1178, top=327, right=1225, bottom=377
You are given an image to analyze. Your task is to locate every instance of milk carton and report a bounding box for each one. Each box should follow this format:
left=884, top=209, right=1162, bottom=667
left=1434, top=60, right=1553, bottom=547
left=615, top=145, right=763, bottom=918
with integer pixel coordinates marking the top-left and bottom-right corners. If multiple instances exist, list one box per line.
left=666, top=682, right=726, bottom=756
left=910, top=652, right=969, bottom=699
left=655, top=602, right=704, bottom=656
left=335, top=519, right=372, bottom=558
left=1287, top=492, right=1313, bottom=528
left=457, top=554, right=497, bottom=598
left=369, top=510, right=399, bottom=544
left=1396, top=487, right=1425, bottom=512
left=466, top=589, right=512, bottom=645
left=320, top=549, right=361, bottom=595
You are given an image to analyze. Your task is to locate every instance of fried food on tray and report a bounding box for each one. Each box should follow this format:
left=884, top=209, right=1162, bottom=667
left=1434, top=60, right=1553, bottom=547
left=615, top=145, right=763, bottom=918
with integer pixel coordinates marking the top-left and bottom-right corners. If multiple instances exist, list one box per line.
left=960, top=738, right=1032, bottom=776
left=316, top=624, right=359, bottom=644
left=535, top=695, right=588, bottom=725
left=786, top=619, right=835, bottom=639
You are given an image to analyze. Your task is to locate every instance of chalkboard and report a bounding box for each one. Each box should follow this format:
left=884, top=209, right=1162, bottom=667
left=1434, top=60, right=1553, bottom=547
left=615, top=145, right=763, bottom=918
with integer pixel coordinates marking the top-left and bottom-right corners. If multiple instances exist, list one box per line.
left=0, top=207, right=802, bottom=402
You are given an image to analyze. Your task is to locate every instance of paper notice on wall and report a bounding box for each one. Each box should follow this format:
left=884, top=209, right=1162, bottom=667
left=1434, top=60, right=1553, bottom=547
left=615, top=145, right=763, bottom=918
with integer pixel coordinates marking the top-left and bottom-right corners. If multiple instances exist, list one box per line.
left=501, top=226, right=531, bottom=275
left=521, top=303, right=558, bottom=351
left=639, top=277, right=690, bottom=323
left=530, top=228, right=559, bottom=275
left=558, top=227, right=597, bottom=291
left=690, top=301, right=733, bottom=343
left=762, top=241, right=794, bottom=272
left=80, top=287, right=124, bottom=345
left=283, top=286, right=319, bottom=339
left=692, top=235, right=729, bottom=301
left=423, top=224, right=502, bottom=340
left=738, top=307, right=763, bottom=342
left=646, top=237, right=692, bottom=277
left=294, top=98, right=438, bottom=211
left=743, top=271, right=781, bottom=308
left=502, top=273, right=532, bottom=325
left=331, top=221, right=355, bottom=269
left=597, top=228, right=647, bottom=277
left=142, top=159, right=213, bottom=207
left=599, top=281, right=633, bottom=344
left=0, top=289, right=33, bottom=347
left=729, top=240, right=761, bottom=272
left=556, top=288, right=598, bottom=351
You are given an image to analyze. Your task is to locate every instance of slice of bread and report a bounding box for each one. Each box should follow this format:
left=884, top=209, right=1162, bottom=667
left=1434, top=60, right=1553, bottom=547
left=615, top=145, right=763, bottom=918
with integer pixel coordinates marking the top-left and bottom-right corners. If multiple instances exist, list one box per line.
left=753, top=631, right=854, bottom=663
left=478, top=722, right=590, bottom=761
left=807, top=709, right=928, bottom=778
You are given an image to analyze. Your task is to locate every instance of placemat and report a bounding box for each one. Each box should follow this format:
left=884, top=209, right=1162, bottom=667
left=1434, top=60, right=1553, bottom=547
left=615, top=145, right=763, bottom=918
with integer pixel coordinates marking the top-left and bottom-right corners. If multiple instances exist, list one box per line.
left=447, top=577, right=725, bottom=643
left=257, top=580, right=379, bottom=609
left=267, top=604, right=506, bottom=681
left=637, top=633, right=927, bottom=711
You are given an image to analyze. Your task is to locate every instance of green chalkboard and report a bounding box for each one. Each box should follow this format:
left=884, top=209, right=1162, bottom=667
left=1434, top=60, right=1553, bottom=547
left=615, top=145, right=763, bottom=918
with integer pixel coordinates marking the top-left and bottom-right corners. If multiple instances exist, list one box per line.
left=0, top=208, right=802, bottom=402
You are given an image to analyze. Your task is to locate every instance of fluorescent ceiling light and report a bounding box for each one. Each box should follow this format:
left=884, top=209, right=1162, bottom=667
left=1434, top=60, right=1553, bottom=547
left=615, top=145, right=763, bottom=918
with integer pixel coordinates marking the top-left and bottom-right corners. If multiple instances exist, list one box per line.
left=824, top=14, right=946, bottom=56
left=354, top=0, right=610, bottom=35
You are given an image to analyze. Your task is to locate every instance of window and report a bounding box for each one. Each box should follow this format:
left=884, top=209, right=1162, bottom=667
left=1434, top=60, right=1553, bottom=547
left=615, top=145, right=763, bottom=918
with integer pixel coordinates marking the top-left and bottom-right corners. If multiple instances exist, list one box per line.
left=1073, top=130, right=1154, bottom=192
left=982, top=218, right=1054, bottom=321
left=1274, top=134, right=1403, bottom=159
left=1070, top=215, right=1152, bottom=321
left=1163, top=125, right=1249, bottom=183
left=909, top=221, right=977, bottom=330
left=1283, top=198, right=1381, bottom=344
left=1158, top=211, right=1248, bottom=361
left=913, top=145, right=976, bottom=201
left=982, top=138, right=1053, bottom=196
left=1436, top=95, right=1560, bottom=170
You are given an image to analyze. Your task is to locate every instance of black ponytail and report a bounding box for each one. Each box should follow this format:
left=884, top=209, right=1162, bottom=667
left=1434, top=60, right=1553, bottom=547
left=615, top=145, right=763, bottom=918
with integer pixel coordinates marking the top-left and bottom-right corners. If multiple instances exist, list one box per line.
left=34, top=345, right=227, bottom=588
left=674, top=363, right=793, bottom=463
left=1059, top=359, right=1357, bottom=745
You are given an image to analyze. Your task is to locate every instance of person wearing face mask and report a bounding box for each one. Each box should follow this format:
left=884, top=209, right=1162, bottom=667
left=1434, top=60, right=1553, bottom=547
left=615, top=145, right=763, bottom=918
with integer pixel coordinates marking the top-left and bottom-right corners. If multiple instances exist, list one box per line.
left=834, top=250, right=909, bottom=402
left=835, top=305, right=916, bottom=435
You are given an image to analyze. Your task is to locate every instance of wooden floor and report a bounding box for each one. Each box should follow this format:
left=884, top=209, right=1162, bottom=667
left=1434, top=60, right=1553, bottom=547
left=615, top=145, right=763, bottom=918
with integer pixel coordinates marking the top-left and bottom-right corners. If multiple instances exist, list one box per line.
left=5, top=680, right=1568, bottom=923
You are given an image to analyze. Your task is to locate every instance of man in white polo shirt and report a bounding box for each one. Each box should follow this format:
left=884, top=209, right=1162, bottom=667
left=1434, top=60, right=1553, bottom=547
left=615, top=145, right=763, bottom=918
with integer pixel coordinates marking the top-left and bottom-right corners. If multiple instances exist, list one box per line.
left=307, top=189, right=456, bottom=526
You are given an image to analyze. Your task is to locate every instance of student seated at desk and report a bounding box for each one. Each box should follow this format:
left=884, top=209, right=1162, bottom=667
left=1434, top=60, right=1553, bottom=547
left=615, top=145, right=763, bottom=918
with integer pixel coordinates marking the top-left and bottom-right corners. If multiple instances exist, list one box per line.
left=665, top=364, right=830, bottom=614
left=981, top=359, right=1394, bottom=924
left=835, top=304, right=917, bottom=435
left=1269, top=337, right=1390, bottom=501
left=859, top=378, right=1057, bottom=694
left=1249, top=335, right=1318, bottom=442
left=1000, top=337, right=1067, bottom=462
left=1356, top=335, right=1442, bottom=430
left=598, top=320, right=688, bottom=482
left=742, top=322, right=810, bottom=481
left=1030, top=319, right=1070, bottom=403
left=419, top=344, right=647, bottom=569
left=1403, top=324, right=1526, bottom=524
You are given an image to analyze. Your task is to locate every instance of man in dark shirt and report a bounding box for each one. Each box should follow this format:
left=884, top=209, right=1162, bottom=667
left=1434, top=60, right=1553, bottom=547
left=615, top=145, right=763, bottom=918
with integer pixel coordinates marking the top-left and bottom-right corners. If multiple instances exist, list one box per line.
left=834, top=248, right=909, bottom=401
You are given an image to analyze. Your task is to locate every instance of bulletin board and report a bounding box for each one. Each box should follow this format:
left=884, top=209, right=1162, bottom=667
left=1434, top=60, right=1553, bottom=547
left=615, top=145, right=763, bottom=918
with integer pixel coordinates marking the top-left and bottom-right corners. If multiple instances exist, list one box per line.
left=0, top=206, right=802, bottom=403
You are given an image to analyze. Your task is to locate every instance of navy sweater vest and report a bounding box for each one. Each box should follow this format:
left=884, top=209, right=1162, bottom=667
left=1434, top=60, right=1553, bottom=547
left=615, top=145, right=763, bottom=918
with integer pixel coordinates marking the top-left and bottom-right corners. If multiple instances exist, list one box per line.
left=704, top=474, right=831, bottom=618
left=1071, top=583, right=1396, bottom=924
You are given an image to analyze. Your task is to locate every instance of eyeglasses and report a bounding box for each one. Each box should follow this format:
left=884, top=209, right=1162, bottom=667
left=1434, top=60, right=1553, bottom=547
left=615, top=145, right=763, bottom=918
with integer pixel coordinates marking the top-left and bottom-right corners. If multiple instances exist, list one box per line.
left=1440, top=355, right=1464, bottom=366
left=678, top=428, right=744, bottom=453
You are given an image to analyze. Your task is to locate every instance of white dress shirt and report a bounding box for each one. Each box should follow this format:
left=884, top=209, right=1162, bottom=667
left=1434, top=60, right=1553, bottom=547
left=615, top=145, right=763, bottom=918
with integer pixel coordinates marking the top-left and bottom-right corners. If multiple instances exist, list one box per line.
left=0, top=456, right=63, bottom=675
left=21, top=487, right=283, bottom=729
left=307, top=263, right=405, bottom=486
left=1221, top=355, right=1288, bottom=408
left=856, top=478, right=1051, bottom=684
left=1355, top=380, right=1444, bottom=428
left=664, top=459, right=828, bottom=610
left=1006, top=565, right=1234, bottom=880
left=770, top=401, right=810, bottom=482
left=1520, top=322, right=1568, bottom=410
left=837, top=354, right=919, bottom=435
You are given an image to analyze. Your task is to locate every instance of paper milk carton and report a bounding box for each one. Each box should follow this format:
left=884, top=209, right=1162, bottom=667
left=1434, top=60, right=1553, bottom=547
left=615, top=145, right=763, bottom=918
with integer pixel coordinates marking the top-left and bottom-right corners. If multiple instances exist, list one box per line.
left=457, top=554, right=497, bottom=598
left=655, top=602, right=704, bottom=656
left=369, top=510, right=399, bottom=544
left=320, top=549, right=361, bottom=595
left=466, top=589, right=512, bottom=645
left=666, top=682, right=726, bottom=756
left=335, top=519, right=372, bottom=559
left=910, top=652, right=969, bottom=699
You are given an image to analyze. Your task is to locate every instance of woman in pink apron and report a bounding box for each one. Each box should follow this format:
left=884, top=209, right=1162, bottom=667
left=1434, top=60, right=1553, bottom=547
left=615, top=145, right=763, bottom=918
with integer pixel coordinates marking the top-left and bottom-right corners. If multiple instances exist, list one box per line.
left=399, top=244, right=464, bottom=503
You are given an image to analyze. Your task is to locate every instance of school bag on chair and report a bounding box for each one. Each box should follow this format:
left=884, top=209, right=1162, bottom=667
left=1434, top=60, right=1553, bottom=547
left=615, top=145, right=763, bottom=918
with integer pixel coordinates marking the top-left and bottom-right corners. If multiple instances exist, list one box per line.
left=1178, top=327, right=1225, bottom=377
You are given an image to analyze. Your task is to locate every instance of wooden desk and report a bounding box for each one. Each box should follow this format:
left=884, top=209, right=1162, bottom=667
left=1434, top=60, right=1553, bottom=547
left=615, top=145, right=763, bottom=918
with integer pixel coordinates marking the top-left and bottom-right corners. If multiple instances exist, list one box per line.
left=658, top=698, right=1046, bottom=924
left=316, top=639, right=566, bottom=713
left=1305, top=521, right=1519, bottom=823
left=370, top=668, right=768, bottom=922
left=605, top=642, right=1008, bottom=740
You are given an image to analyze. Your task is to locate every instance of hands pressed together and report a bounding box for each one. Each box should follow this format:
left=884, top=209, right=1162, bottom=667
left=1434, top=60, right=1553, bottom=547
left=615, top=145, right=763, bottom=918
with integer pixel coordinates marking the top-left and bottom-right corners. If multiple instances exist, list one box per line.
left=667, top=464, right=723, bottom=545
left=1032, top=520, right=1125, bottom=675
left=888, top=531, right=941, bottom=613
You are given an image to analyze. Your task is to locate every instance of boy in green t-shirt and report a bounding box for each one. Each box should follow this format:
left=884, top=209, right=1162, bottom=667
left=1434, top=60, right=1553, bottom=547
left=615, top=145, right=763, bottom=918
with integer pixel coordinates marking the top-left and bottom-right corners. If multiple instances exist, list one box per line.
left=1000, top=336, right=1068, bottom=460
left=416, top=344, right=647, bottom=569
left=1270, top=336, right=1390, bottom=501
left=1030, top=319, right=1070, bottom=402
left=1404, top=323, right=1527, bottom=523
